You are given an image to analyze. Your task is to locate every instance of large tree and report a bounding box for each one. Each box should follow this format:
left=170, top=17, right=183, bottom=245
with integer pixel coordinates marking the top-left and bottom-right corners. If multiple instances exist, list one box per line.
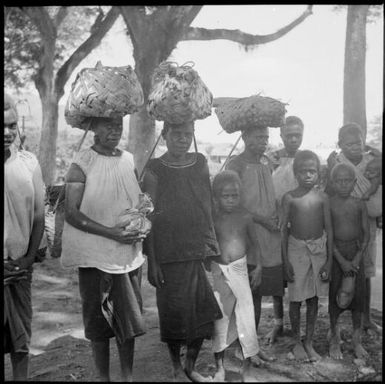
left=119, top=5, right=313, bottom=173
left=4, top=6, right=119, bottom=185
left=343, top=5, right=370, bottom=141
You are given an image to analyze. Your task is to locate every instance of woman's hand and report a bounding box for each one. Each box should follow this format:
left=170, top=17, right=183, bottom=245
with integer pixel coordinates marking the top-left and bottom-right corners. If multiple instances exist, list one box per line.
left=4, top=260, right=29, bottom=281
left=284, top=261, right=294, bottom=282
left=148, top=260, right=164, bottom=288
left=254, top=214, right=280, bottom=232
left=250, top=265, right=262, bottom=290
left=108, top=224, right=145, bottom=244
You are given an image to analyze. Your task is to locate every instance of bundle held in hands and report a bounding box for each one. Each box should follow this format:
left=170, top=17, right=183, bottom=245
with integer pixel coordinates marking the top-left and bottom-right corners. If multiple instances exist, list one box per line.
left=65, top=61, right=144, bottom=129
left=147, top=61, right=213, bottom=124
left=215, top=95, right=286, bottom=133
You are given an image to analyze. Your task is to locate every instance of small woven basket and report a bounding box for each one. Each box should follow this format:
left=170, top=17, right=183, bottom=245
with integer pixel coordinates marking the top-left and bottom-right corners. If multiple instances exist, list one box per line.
left=65, top=61, right=144, bottom=129
left=215, top=94, right=287, bottom=133
left=147, top=61, right=213, bottom=124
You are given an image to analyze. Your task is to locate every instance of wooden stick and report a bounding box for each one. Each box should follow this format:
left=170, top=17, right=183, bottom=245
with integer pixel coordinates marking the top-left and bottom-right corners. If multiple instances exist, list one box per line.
left=219, top=132, right=242, bottom=172
left=139, top=132, right=163, bottom=183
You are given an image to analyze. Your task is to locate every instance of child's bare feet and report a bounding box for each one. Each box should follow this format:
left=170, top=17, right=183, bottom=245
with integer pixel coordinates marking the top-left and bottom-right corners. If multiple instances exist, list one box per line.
left=292, top=342, right=309, bottom=361
left=184, top=369, right=213, bottom=382
left=264, top=324, right=283, bottom=344
left=257, top=349, right=276, bottom=362
left=303, top=341, right=321, bottom=362
left=212, top=368, right=225, bottom=382
left=353, top=343, right=369, bottom=359
left=363, top=320, right=382, bottom=335
left=329, top=336, right=343, bottom=360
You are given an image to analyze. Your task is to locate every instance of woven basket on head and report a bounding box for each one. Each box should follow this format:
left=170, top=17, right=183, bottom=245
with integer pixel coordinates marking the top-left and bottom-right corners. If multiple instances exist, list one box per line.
left=147, top=61, right=213, bottom=124
left=215, top=94, right=287, bottom=133
left=65, top=61, right=144, bottom=129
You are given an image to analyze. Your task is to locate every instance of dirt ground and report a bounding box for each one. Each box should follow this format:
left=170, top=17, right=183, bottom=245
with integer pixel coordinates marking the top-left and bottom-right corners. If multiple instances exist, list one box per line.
left=4, top=233, right=383, bottom=382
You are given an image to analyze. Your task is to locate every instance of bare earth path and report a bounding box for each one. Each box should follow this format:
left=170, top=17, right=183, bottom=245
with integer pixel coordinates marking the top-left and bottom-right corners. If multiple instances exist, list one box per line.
left=4, top=232, right=382, bottom=382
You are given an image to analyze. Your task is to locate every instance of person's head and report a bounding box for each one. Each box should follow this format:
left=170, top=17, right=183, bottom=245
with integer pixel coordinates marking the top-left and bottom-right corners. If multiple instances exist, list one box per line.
left=241, top=126, right=269, bottom=157
left=293, top=150, right=320, bottom=189
left=162, top=120, right=194, bottom=158
left=338, top=123, right=364, bottom=162
left=280, top=116, right=304, bottom=156
left=330, top=163, right=356, bottom=198
left=212, top=170, right=242, bottom=213
left=4, top=93, right=19, bottom=151
left=364, top=157, right=382, bottom=180
left=89, top=116, right=123, bottom=149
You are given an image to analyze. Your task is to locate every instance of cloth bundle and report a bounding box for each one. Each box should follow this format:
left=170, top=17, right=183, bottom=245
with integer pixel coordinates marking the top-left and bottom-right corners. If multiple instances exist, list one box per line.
left=147, top=61, right=213, bottom=124
left=117, top=193, right=154, bottom=236
left=65, top=61, right=144, bottom=129
left=215, top=94, right=286, bottom=133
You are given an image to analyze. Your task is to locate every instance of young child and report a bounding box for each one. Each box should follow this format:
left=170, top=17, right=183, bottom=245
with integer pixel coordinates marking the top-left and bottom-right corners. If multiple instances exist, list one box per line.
left=362, top=157, right=382, bottom=228
left=281, top=150, right=333, bottom=362
left=211, top=170, right=263, bottom=382
left=328, top=163, right=369, bottom=360
left=268, top=116, right=304, bottom=343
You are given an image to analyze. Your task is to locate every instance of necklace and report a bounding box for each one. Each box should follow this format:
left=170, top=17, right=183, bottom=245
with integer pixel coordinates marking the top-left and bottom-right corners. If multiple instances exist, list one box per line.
left=92, top=145, right=119, bottom=156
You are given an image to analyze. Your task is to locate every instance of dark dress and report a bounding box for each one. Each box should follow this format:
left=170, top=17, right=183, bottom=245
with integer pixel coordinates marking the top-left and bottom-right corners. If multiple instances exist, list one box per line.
left=145, top=153, right=222, bottom=343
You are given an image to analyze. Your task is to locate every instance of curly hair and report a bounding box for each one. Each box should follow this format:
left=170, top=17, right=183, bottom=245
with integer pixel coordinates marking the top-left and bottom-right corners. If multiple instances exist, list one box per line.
left=293, top=150, right=320, bottom=174
left=212, top=170, right=242, bottom=198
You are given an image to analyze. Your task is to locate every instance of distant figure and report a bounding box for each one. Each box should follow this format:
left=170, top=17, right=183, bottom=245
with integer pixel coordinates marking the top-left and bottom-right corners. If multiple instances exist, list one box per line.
left=281, top=150, right=332, bottom=362
left=142, top=121, right=222, bottom=382
left=325, top=123, right=382, bottom=335
left=328, top=163, right=369, bottom=360
left=267, top=115, right=304, bottom=343
left=4, top=93, right=45, bottom=381
left=210, top=170, right=265, bottom=382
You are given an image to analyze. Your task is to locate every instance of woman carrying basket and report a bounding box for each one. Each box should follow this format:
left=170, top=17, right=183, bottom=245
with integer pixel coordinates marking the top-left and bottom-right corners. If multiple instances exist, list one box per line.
left=61, top=62, right=147, bottom=381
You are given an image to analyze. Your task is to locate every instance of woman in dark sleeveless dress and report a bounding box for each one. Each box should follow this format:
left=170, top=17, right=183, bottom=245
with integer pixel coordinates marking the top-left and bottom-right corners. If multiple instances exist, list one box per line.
left=143, top=120, right=222, bottom=382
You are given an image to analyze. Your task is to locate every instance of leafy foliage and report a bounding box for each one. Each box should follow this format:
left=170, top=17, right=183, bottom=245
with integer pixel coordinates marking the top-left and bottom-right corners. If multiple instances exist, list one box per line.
left=4, top=6, right=103, bottom=90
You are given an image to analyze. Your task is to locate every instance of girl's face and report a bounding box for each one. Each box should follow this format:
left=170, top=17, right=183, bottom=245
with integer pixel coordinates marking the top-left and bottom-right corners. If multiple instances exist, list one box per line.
left=164, top=124, right=194, bottom=158
left=295, top=159, right=319, bottom=189
left=339, top=133, right=364, bottom=161
left=281, top=124, right=303, bottom=155
left=93, top=118, right=123, bottom=149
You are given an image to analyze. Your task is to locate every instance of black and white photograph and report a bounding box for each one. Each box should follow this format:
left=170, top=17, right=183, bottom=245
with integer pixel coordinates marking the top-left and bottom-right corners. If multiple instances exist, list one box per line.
left=4, top=4, right=383, bottom=382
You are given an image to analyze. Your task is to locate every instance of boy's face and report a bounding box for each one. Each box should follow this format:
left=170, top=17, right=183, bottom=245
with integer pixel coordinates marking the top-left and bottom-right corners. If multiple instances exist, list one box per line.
left=339, top=133, right=364, bottom=161
left=332, top=168, right=356, bottom=198
left=295, top=159, right=319, bottom=188
left=217, top=183, right=241, bottom=213
left=281, top=124, right=303, bottom=155
left=243, top=127, right=269, bottom=156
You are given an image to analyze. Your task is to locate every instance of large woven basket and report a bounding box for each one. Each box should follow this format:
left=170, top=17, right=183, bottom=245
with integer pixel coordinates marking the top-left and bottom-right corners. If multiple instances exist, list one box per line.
left=147, top=61, right=213, bottom=124
left=215, top=94, right=286, bottom=133
left=65, top=61, right=144, bottom=129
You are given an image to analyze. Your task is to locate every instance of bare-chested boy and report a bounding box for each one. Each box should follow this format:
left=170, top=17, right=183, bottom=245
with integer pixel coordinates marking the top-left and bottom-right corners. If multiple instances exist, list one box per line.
left=281, top=150, right=333, bottom=362
left=210, top=170, right=266, bottom=382
left=328, top=163, right=370, bottom=360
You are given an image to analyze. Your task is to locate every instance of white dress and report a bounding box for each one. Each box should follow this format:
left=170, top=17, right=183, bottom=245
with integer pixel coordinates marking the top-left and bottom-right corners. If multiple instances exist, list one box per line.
left=61, top=148, right=145, bottom=274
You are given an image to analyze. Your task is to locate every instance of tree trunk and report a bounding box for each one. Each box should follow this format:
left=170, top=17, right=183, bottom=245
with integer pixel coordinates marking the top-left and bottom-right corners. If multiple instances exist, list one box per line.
left=343, top=5, right=369, bottom=142
left=38, top=93, right=59, bottom=186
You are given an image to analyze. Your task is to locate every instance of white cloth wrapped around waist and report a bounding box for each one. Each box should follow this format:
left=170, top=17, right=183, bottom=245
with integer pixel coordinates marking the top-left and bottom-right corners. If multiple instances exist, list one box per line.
left=211, top=256, right=259, bottom=358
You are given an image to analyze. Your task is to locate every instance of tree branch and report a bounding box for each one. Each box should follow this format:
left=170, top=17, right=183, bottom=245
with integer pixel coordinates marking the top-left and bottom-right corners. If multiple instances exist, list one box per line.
left=181, top=5, right=313, bottom=45
left=54, top=6, right=120, bottom=97
left=54, top=6, right=68, bottom=27
left=22, top=7, right=56, bottom=41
